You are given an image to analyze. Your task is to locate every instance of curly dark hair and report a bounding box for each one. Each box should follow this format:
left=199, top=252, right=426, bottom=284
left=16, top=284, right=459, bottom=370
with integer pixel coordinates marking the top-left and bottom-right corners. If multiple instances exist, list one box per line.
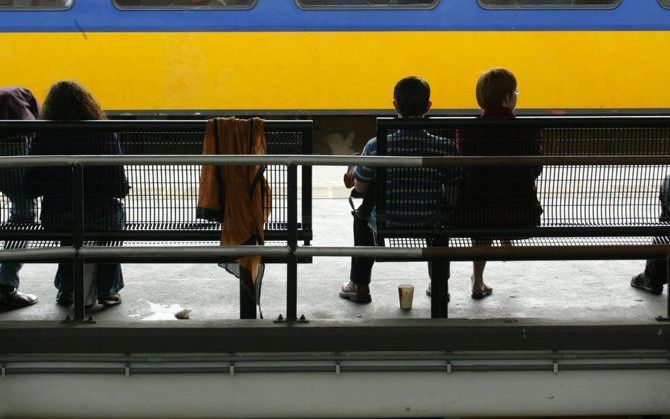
left=41, top=80, right=107, bottom=121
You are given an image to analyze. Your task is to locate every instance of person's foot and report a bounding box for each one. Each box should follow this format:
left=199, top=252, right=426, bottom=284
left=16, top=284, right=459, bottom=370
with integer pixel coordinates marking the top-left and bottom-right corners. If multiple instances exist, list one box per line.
left=0, top=287, right=37, bottom=311
left=56, top=290, right=73, bottom=307
left=471, top=285, right=493, bottom=300
left=98, top=293, right=122, bottom=307
left=471, top=276, right=493, bottom=300
left=339, top=281, right=371, bottom=304
left=630, top=273, right=663, bottom=295
left=425, top=283, right=450, bottom=302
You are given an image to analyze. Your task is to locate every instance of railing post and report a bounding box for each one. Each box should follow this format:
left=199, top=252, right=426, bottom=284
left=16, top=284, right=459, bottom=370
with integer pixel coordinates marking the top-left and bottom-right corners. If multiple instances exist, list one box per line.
left=72, top=163, right=85, bottom=321
left=301, top=127, right=313, bottom=246
left=287, top=163, right=298, bottom=321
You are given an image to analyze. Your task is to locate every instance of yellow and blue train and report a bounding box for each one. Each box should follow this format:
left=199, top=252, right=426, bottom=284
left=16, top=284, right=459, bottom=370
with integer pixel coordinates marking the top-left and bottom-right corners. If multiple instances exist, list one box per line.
left=0, top=0, right=668, bottom=115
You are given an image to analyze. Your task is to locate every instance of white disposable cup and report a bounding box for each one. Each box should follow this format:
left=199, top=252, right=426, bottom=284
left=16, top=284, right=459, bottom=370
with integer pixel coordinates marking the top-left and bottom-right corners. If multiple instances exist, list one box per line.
left=398, top=284, right=414, bottom=310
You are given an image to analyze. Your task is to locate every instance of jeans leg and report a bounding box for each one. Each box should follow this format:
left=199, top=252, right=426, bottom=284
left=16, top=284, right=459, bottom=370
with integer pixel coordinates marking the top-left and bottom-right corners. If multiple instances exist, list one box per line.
left=0, top=263, right=21, bottom=288
left=94, top=205, right=126, bottom=298
left=644, top=257, right=668, bottom=286
left=95, top=263, right=124, bottom=298
left=0, top=198, right=36, bottom=289
left=428, top=236, right=450, bottom=318
left=350, top=214, right=375, bottom=286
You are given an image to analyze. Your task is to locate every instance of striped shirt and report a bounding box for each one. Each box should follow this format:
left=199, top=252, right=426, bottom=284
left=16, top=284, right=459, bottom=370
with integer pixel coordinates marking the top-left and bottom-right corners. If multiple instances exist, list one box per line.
left=353, top=129, right=459, bottom=229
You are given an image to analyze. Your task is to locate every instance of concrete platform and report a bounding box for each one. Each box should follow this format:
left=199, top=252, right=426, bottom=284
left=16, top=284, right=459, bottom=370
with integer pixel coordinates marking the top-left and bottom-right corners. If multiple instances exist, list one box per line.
left=0, top=167, right=667, bottom=323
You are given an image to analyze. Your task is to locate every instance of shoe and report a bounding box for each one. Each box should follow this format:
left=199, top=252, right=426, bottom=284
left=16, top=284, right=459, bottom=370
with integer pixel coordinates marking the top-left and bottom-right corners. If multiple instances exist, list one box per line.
left=98, top=293, right=122, bottom=307
left=0, top=287, right=37, bottom=311
left=630, top=273, right=663, bottom=295
left=472, top=286, right=493, bottom=300
left=339, top=281, right=371, bottom=304
left=425, top=283, right=450, bottom=302
left=56, top=290, right=73, bottom=307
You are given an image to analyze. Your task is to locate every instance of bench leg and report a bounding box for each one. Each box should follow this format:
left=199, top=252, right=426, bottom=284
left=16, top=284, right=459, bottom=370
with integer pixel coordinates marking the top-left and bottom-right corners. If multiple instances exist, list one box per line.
left=72, top=253, right=86, bottom=321
left=428, top=237, right=449, bottom=319
left=240, top=278, right=257, bottom=319
left=431, top=269, right=449, bottom=319
left=657, top=253, right=670, bottom=322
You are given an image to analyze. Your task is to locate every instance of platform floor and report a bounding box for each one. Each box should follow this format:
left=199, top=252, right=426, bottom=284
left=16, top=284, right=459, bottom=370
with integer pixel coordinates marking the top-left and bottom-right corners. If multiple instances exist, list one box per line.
left=0, top=167, right=667, bottom=323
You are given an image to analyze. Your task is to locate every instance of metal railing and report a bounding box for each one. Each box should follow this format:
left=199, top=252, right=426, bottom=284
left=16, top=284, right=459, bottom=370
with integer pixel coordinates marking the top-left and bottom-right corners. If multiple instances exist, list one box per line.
left=1, top=153, right=670, bottom=321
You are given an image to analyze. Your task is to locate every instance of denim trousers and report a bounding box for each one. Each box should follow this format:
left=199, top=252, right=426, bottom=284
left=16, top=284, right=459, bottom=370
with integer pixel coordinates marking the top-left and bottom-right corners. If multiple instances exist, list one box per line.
left=0, top=197, right=37, bottom=288
left=42, top=204, right=126, bottom=298
left=349, top=211, right=450, bottom=286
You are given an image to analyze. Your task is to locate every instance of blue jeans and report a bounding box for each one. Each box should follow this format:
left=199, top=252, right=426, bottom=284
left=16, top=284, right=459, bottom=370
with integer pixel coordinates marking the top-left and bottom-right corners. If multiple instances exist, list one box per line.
left=42, top=203, right=126, bottom=298
left=0, top=197, right=37, bottom=288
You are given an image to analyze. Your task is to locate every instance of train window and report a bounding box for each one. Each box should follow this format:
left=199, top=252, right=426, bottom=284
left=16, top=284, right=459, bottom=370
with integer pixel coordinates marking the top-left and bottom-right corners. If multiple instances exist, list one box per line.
left=113, top=0, right=256, bottom=10
left=660, top=0, right=670, bottom=9
left=0, top=0, right=73, bottom=9
left=478, top=0, right=619, bottom=8
left=296, top=0, right=438, bottom=9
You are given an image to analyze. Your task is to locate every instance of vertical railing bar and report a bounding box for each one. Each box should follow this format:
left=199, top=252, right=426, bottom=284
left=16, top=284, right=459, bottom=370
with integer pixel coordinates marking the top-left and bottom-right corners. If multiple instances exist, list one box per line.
left=301, top=127, right=313, bottom=245
left=72, top=163, right=85, bottom=321
left=287, top=163, right=298, bottom=321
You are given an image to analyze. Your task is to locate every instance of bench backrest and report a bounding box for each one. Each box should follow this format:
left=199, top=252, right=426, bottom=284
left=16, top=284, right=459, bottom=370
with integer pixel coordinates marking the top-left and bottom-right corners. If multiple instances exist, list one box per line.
left=374, top=117, right=670, bottom=240
left=0, top=120, right=313, bottom=243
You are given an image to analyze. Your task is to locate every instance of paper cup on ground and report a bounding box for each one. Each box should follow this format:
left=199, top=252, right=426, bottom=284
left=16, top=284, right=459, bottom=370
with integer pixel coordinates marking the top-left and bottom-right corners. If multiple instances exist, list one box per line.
left=398, top=284, right=414, bottom=310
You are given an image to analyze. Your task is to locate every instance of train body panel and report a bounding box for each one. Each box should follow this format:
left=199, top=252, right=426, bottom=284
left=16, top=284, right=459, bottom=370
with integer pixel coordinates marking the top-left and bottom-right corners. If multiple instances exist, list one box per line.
left=0, top=0, right=668, bottom=114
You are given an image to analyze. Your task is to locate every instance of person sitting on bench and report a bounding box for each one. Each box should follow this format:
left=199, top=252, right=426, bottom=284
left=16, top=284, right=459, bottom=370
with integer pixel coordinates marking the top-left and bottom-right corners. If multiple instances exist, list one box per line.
left=341, top=76, right=459, bottom=303
left=631, top=175, right=670, bottom=295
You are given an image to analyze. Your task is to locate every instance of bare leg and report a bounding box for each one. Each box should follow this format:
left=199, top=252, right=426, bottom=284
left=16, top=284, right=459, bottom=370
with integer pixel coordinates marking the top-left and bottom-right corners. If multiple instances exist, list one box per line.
left=472, top=239, right=493, bottom=295
left=472, top=260, right=487, bottom=293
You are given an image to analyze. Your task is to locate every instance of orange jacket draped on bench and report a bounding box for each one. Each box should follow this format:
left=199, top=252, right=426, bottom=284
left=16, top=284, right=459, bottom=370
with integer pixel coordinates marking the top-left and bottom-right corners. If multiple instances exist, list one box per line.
left=197, top=117, right=272, bottom=285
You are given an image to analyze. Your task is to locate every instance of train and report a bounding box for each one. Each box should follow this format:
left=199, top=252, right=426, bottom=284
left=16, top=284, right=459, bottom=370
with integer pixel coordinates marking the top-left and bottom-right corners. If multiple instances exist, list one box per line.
left=0, top=0, right=668, bottom=117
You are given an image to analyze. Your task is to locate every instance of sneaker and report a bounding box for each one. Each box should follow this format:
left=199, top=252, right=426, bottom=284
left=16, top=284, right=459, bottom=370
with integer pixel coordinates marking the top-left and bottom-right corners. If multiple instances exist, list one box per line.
left=339, top=281, right=371, bottom=304
left=0, top=287, right=37, bottom=311
left=630, top=273, right=663, bottom=295
left=98, top=293, right=122, bottom=307
left=56, top=290, right=73, bottom=307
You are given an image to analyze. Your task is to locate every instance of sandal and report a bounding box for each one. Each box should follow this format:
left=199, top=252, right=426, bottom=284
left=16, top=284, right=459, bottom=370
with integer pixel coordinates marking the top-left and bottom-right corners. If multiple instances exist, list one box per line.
left=471, top=286, right=493, bottom=300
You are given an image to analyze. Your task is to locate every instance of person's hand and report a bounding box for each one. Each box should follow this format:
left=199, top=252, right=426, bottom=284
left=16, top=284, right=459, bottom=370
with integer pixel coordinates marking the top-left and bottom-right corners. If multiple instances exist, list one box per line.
left=343, top=152, right=360, bottom=188
left=343, top=166, right=355, bottom=188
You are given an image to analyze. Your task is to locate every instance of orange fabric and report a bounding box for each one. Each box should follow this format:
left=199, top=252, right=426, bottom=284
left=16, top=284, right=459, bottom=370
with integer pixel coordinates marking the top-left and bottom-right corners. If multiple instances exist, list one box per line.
left=197, top=117, right=271, bottom=284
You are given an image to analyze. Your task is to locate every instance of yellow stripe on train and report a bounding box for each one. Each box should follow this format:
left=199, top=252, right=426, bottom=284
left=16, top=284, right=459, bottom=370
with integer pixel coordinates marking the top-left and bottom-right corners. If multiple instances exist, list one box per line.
left=1, top=31, right=669, bottom=112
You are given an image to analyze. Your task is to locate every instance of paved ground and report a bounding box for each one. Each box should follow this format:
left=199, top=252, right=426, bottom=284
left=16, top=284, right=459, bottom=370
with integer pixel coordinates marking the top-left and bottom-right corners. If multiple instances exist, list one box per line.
left=0, top=167, right=667, bottom=323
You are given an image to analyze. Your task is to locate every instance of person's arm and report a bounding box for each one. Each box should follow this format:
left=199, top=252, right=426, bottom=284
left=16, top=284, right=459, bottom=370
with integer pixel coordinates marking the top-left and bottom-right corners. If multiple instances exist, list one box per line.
left=99, top=133, right=130, bottom=198
left=354, top=179, right=369, bottom=194
left=24, top=133, right=49, bottom=198
left=350, top=138, right=377, bottom=194
left=343, top=152, right=360, bottom=189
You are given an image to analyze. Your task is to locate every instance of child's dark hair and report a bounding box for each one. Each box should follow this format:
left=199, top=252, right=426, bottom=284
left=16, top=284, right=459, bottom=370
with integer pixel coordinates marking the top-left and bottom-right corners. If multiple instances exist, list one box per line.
left=476, top=68, right=517, bottom=109
left=393, top=76, right=430, bottom=118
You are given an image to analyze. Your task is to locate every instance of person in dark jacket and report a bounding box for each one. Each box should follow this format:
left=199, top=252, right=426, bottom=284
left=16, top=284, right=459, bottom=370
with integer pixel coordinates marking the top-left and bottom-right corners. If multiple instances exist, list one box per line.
left=456, top=68, right=543, bottom=299
left=630, top=175, right=670, bottom=295
left=26, top=81, right=129, bottom=307
left=0, top=87, right=40, bottom=310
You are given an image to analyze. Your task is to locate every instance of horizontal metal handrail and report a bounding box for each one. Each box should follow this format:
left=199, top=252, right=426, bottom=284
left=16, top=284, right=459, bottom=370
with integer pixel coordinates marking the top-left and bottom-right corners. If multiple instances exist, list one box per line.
left=3, top=244, right=669, bottom=263
left=79, top=246, right=289, bottom=259
left=0, top=247, right=75, bottom=262
left=377, top=115, right=670, bottom=128
left=0, top=116, right=669, bottom=130
left=0, top=119, right=313, bottom=131
left=1, top=154, right=670, bottom=167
